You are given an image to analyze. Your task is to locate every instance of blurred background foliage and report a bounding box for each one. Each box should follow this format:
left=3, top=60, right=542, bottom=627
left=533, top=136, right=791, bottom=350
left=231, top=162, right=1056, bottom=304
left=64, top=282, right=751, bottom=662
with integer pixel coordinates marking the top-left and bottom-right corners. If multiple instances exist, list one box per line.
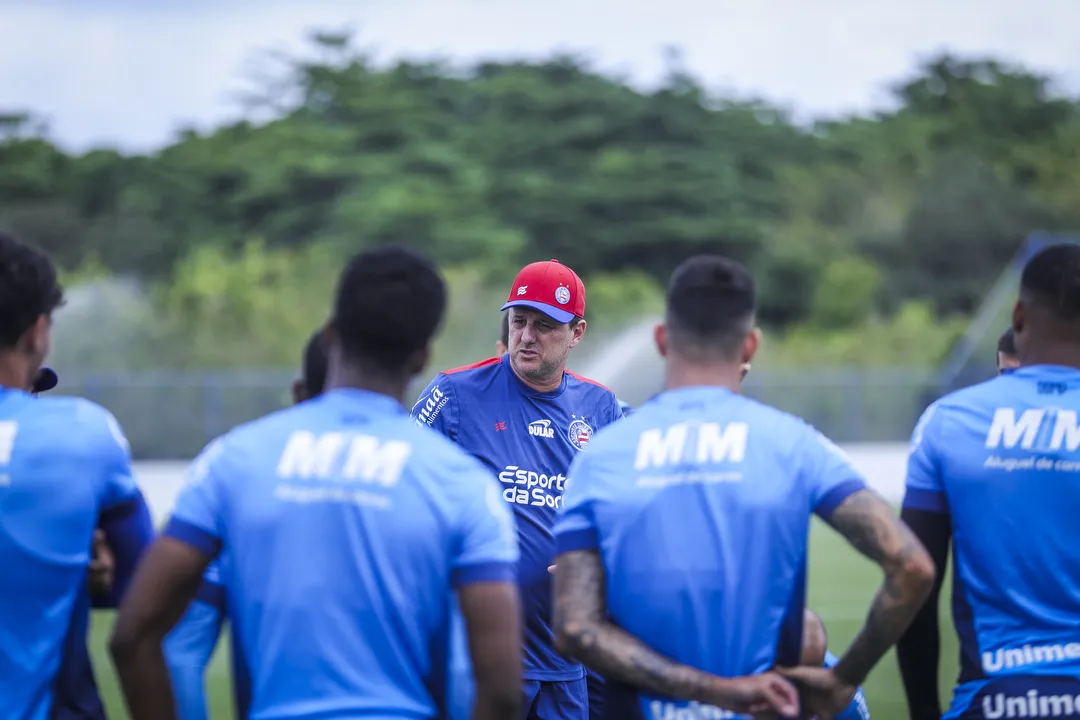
left=3, top=31, right=1078, bottom=375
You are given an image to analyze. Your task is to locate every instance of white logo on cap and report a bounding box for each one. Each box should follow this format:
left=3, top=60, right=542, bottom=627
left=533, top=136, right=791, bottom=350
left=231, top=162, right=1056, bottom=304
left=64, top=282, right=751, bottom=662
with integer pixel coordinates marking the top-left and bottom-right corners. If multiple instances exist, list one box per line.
left=517, top=286, right=528, bottom=295
left=555, top=286, right=571, bottom=305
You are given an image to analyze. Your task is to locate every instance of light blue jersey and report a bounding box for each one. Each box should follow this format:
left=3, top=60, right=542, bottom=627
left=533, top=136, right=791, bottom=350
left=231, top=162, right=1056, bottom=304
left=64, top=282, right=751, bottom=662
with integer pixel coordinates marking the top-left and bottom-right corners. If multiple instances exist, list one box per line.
left=0, top=388, right=142, bottom=720
left=904, top=365, right=1080, bottom=717
left=554, top=386, right=866, bottom=719
left=164, top=388, right=519, bottom=719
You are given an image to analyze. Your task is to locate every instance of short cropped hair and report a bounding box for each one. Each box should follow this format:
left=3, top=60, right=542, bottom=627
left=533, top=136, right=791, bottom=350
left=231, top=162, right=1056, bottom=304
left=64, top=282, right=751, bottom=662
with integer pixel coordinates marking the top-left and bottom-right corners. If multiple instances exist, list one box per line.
left=0, top=232, right=64, bottom=349
left=997, top=327, right=1016, bottom=356
left=1020, top=243, right=1080, bottom=322
left=666, top=255, right=755, bottom=359
left=302, top=329, right=329, bottom=395
left=500, top=312, right=509, bottom=347
left=333, top=245, right=446, bottom=374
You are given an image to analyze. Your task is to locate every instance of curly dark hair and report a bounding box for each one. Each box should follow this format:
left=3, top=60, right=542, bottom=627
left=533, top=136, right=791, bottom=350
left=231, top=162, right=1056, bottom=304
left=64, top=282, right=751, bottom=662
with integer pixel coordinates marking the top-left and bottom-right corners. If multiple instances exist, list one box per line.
left=333, top=245, right=446, bottom=374
left=0, top=232, right=64, bottom=349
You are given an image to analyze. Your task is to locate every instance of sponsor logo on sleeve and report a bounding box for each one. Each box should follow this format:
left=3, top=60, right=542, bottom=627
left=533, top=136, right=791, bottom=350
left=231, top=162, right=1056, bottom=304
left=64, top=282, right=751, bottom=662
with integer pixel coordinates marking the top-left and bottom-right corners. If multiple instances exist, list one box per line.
left=413, top=384, right=449, bottom=427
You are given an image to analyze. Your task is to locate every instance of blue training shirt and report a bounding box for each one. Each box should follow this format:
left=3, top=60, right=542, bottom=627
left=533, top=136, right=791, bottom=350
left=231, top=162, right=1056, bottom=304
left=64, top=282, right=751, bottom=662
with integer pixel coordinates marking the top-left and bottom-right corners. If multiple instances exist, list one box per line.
left=164, top=388, right=519, bottom=719
left=411, top=354, right=623, bottom=681
left=903, top=365, right=1080, bottom=717
left=554, top=385, right=866, bottom=718
left=0, top=388, right=142, bottom=720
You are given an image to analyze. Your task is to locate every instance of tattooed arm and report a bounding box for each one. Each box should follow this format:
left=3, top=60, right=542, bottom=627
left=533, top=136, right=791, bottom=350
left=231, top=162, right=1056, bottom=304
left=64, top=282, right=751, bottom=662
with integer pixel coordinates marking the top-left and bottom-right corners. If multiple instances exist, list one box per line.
left=824, top=489, right=936, bottom=686
left=553, top=549, right=798, bottom=715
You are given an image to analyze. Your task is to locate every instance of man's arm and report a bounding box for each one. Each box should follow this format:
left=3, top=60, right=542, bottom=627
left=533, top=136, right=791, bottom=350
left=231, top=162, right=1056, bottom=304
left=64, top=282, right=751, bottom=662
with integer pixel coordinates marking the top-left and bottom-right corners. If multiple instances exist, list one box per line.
left=896, top=507, right=950, bottom=720
left=163, top=577, right=226, bottom=720
left=458, top=582, right=523, bottom=720
left=822, top=489, right=936, bottom=687
left=553, top=549, right=797, bottom=715
left=93, top=491, right=156, bottom=608
left=111, top=536, right=214, bottom=720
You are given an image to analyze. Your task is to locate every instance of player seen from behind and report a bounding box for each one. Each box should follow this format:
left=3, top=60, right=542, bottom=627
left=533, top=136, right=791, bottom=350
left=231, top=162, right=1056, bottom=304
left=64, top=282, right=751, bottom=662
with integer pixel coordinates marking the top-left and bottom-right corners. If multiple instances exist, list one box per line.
left=28, top=364, right=152, bottom=720
left=898, top=243, right=1080, bottom=720
left=552, top=254, right=935, bottom=719
left=413, top=259, right=623, bottom=720
left=0, top=232, right=153, bottom=720
left=111, top=245, right=523, bottom=720
left=163, top=329, right=330, bottom=720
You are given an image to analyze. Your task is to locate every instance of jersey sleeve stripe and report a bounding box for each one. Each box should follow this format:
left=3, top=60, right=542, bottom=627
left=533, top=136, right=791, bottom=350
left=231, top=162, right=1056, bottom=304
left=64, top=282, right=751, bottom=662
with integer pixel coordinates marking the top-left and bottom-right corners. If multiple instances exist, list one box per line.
left=195, top=579, right=226, bottom=611
left=901, top=487, right=948, bottom=514
left=555, top=527, right=599, bottom=554
left=814, top=479, right=867, bottom=519
left=451, top=561, right=517, bottom=586
left=164, top=517, right=223, bottom=557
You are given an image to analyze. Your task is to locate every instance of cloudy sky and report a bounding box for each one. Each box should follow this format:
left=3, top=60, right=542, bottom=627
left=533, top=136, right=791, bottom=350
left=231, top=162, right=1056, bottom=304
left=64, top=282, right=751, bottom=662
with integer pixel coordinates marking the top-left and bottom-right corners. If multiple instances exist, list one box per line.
left=1, top=0, right=1076, bottom=152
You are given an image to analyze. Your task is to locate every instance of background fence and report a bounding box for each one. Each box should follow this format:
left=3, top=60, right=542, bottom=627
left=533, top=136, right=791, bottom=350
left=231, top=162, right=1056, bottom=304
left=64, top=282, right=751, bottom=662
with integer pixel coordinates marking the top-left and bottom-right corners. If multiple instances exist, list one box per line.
left=55, top=365, right=986, bottom=459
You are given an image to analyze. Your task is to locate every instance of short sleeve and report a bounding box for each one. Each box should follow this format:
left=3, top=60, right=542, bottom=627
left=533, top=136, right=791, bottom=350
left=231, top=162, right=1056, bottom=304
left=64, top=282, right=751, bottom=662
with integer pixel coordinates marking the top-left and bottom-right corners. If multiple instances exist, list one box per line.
left=96, top=410, right=141, bottom=511
left=163, top=436, right=229, bottom=558
left=902, top=403, right=947, bottom=514
left=799, top=426, right=868, bottom=520
left=411, top=374, right=459, bottom=440
left=450, top=473, right=519, bottom=587
left=554, top=451, right=601, bottom=553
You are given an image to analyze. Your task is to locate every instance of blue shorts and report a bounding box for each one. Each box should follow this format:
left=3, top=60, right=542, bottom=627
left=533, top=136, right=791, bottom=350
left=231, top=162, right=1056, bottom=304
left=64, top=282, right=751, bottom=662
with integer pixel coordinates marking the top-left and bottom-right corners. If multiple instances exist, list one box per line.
left=522, top=677, right=589, bottom=720
left=586, top=668, right=605, bottom=720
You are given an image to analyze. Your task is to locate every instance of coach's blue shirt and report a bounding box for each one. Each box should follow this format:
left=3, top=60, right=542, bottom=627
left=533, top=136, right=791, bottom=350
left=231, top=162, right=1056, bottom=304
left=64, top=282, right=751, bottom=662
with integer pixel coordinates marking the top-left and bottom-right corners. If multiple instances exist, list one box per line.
left=0, top=389, right=141, bottom=720
left=903, top=365, right=1080, bottom=716
left=164, top=388, right=519, bottom=719
left=555, top=386, right=866, bottom=718
left=412, top=354, right=623, bottom=681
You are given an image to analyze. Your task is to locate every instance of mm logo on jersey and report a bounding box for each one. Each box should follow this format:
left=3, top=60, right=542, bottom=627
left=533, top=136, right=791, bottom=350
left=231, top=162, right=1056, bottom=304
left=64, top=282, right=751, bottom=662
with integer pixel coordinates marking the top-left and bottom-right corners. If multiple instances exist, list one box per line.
left=985, top=408, right=1080, bottom=451
left=528, top=419, right=555, bottom=439
left=634, top=422, right=748, bottom=470
left=276, top=431, right=411, bottom=486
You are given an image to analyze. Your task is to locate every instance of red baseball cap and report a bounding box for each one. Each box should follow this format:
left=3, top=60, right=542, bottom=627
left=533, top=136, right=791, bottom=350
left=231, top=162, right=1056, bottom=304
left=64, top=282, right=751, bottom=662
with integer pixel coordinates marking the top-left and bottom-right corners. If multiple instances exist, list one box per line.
left=501, top=259, right=586, bottom=324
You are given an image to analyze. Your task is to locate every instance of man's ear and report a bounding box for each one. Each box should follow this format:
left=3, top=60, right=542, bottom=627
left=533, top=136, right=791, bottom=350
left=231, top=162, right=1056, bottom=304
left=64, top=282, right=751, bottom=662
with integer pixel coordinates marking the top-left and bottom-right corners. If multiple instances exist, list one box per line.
left=291, top=379, right=309, bottom=405
left=23, top=314, right=50, bottom=357
left=742, top=327, right=761, bottom=366
left=407, top=345, right=432, bottom=378
left=654, top=323, right=668, bottom=358
left=567, top=319, right=587, bottom=349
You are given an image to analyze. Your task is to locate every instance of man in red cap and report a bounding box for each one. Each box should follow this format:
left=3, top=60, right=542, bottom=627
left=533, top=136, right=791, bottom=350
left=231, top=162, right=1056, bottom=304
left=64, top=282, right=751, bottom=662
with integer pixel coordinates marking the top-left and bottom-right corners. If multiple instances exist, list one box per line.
left=412, top=259, right=624, bottom=720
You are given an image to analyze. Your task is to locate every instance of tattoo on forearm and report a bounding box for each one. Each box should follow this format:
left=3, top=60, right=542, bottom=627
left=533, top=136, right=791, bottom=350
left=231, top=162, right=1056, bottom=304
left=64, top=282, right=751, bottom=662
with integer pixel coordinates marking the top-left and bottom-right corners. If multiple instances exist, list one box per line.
left=554, top=551, right=736, bottom=707
left=826, top=490, right=934, bottom=685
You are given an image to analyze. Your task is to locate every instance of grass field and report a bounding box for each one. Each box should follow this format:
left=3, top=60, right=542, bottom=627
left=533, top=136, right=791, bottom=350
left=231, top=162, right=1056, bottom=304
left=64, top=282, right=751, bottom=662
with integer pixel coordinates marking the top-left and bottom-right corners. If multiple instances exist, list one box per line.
left=88, top=517, right=959, bottom=720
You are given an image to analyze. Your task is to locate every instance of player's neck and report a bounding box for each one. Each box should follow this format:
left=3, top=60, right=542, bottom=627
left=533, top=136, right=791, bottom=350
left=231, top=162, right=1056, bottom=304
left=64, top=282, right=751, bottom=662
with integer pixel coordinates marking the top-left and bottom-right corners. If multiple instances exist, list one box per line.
left=1021, top=345, right=1080, bottom=371
left=324, top=367, right=409, bottom=405
left=0, top=354, right=33, bottom=392
left=663, top=360, right=742, bottom=393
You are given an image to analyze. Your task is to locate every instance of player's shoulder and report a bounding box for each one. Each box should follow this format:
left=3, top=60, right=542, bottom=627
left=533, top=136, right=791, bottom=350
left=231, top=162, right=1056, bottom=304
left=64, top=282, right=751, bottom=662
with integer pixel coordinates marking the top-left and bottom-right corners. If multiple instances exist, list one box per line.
left=213, top=403, right=302, bottom=450
left=440, top=357, right=503, bottom=384
left=28, top=395, right=129, bottom=452
left=725, top=393, right=831, bottom=453
left=564, top=369, right=616, bottom=399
